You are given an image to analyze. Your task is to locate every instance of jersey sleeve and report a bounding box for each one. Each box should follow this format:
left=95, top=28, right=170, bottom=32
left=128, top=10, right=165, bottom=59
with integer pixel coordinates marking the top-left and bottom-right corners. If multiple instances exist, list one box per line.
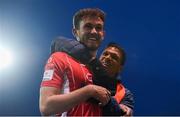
left=102, top=97, right=126, bottom=116
left=102, top=85, right=134, bottom=116
left=120, top=88, right=135, bottom=109
left=41, top=52, right=67, bottom=89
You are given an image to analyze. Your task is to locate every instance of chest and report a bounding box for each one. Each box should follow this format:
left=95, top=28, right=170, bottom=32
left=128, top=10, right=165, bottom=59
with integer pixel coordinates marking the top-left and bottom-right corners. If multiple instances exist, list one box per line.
left=65, top=58, right=93, bottom=89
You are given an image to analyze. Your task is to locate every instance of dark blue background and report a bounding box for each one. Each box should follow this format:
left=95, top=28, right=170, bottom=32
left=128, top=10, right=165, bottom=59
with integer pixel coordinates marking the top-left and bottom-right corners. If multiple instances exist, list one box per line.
left=0, top=0, right=180, bottom=115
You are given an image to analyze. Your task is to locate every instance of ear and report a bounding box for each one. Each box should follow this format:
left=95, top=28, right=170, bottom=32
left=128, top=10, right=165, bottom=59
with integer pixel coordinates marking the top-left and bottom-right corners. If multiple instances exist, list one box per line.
left=72, top=28, right=80, bottom=41
left=72, top=28, right=77, bottom=37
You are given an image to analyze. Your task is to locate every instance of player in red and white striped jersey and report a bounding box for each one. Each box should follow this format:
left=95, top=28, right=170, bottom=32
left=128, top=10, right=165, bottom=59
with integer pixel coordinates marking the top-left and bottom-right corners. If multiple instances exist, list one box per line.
left=39, top=8, right=110, bottom=116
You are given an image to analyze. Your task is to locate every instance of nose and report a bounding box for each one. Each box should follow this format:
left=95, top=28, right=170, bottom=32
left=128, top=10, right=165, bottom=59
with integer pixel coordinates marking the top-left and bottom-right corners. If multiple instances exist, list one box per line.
left=104, top=55, right=111, bottom=62
left=90, top=27, right=97, bottom=34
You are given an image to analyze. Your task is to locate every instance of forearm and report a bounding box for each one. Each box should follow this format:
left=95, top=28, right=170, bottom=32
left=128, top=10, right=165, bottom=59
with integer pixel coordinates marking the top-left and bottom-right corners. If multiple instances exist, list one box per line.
left=40, top=84, right=111, bottom=115
left=120, top=88, right=134, bottom=110
left=40, top=85, right=92, bottom=115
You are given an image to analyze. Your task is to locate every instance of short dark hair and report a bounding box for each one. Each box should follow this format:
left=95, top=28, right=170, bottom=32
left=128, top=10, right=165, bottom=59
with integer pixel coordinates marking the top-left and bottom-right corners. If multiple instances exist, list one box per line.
left=73, top=8, right=106, bottom=29
left=105, top=42, right=126, bottom=65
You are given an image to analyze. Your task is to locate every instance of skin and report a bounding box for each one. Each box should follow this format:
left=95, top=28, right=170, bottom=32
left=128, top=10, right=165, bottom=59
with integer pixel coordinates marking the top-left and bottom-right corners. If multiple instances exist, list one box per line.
left=99, top=47, right=123, bottom=78
left=39, top=85, right=110, bottom=115
left=99, top=46, right=133, bottom=116
left=73, top=16, right=105, bottom=57
left=120, top=104, right=133, bottom=116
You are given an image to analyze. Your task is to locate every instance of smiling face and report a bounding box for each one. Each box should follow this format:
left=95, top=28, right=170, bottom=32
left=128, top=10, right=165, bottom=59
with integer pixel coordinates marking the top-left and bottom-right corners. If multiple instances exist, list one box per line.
left=73, top=16, right=105, bottom=51
left=99, top=46, right=123, bottom=77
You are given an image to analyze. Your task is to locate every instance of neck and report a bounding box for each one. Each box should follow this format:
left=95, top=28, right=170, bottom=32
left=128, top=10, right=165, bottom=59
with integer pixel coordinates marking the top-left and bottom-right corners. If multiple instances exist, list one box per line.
left=89, top=50, right=97, bottom=60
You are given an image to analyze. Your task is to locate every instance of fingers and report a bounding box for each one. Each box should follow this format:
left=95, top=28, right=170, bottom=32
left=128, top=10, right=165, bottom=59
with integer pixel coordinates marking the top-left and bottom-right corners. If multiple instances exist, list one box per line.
left=120, top=104, right=133, bottom=116
left=91, top=85, right=111, bottom=106
left=125, top=107, right=133, bottom=116
left=99, top=89, right=111, bottom=106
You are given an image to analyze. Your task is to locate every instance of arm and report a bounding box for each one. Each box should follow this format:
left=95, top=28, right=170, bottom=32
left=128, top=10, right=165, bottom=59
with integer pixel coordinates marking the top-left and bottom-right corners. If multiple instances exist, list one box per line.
left=102, top=97, right=126, bottom=116
left=120, top=88, right=134, bottom=116
left=39, top=84, right=111, bottom=116
left=40, top=85, right=91, bottom=115
left=119, top=104, right=133, bottom=116
left=120, top=88, right=134, bottom=109
left=51, top=37, right=91, bottom=64
left=102, top=89, right=134, bottom=116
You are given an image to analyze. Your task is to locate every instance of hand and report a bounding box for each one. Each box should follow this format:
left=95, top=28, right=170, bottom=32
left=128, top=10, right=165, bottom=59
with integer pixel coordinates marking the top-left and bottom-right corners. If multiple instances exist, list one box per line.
left=120, top=104, right=133, bottom=116
left=88, top=85, right=111, bottom=106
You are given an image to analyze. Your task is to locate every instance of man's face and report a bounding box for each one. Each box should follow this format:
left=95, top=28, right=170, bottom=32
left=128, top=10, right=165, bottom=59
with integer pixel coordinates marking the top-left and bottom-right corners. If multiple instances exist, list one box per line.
left=99, top=47, right=123, bottom=77
left=74, top=16, right=105, bottom=51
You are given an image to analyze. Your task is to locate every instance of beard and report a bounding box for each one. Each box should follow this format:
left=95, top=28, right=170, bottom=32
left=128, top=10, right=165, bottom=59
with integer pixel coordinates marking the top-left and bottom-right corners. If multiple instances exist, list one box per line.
left=80, top=33, right=103, bottom=51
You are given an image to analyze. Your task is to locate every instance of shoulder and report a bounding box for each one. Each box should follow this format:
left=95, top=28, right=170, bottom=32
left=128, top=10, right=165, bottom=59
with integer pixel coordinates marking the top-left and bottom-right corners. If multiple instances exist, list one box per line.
left=49, top=52, right=73, bottom=63
left=125, top=88, right=133, bottom=95
left=51, top=52, right=69, bottom=58
left=45, top=52, right=73, bottom=70
left=49, top=52, right=83, bottom=70
left=124, top=88, right=134, bottom=101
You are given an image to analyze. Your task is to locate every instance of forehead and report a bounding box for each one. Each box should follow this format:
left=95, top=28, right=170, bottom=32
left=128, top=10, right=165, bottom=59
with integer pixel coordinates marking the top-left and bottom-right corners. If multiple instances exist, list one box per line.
left=103, top=47, right=121, bottom=56
left=80, top=16, right=104, bottom=25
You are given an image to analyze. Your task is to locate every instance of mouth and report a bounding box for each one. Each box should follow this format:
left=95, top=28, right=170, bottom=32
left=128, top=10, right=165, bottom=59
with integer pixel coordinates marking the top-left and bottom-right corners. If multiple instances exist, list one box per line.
left=88, top=37, right=97, bottom=41
left=101, top=62, right=110, bottom=69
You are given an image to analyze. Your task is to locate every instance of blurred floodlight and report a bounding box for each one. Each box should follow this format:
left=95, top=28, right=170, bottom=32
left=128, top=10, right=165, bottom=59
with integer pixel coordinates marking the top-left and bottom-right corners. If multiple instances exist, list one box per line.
left=0, top=47, right=13, bottom=70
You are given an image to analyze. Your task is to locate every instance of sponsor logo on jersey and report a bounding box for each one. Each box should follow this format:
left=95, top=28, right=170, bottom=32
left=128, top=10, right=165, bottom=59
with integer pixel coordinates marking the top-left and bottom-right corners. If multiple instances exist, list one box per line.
left=43, top=69, right=54, bottom=81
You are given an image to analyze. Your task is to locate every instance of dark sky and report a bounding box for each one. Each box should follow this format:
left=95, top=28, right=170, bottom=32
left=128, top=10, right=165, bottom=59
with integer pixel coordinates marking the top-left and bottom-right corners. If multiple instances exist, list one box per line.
left=0, top=0, right=180, bottom=115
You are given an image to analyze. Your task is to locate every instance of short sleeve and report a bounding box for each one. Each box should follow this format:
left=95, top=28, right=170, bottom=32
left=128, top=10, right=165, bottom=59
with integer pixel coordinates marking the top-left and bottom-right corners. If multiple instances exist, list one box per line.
left=41, top=52, right=67, bottom=89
